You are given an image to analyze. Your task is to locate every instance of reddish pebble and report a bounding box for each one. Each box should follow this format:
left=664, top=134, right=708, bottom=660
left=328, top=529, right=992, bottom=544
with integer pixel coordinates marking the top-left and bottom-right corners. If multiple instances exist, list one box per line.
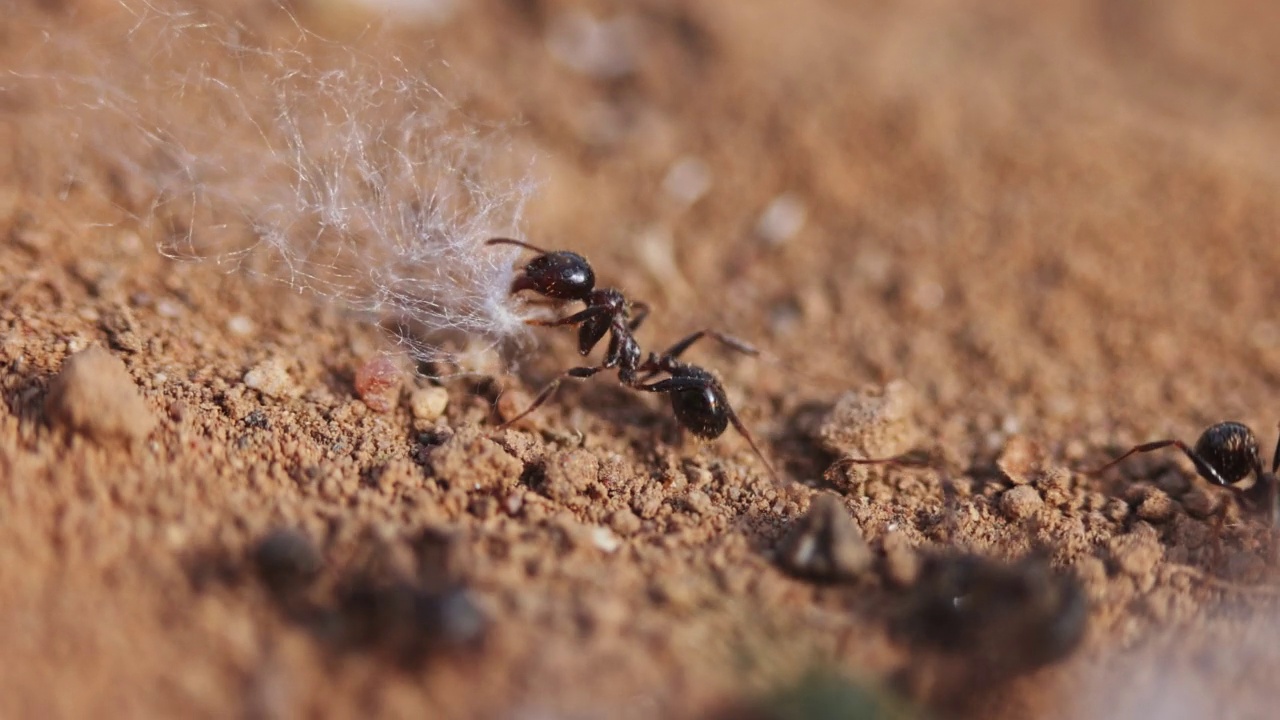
left=355, top=356, right=402, bottom=413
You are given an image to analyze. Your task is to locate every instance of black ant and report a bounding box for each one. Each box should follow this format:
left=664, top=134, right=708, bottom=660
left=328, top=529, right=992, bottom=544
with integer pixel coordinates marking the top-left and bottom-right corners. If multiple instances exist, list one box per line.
left=1087, top=421, right=1280, bottom=525
left=486, top=238, right=777, bottom=480
left=487, top=238, right=650, bottom=381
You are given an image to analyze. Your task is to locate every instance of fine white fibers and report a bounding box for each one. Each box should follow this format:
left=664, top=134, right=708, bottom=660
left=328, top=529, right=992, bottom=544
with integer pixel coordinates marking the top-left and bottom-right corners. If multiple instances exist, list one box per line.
left=10, top=1, right=538, bottom=373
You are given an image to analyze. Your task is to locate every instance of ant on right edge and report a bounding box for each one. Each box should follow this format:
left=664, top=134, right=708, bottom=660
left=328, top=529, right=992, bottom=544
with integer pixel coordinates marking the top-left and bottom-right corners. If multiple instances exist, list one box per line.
left=486, top=238, right=778, bottom=481
left=1087, top=421, right=1280, bottom=525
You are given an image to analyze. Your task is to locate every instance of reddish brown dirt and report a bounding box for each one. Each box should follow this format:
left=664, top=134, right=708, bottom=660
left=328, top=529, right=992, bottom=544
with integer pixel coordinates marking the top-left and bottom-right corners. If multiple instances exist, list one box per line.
left=5, top=1, right=1280, bottom=718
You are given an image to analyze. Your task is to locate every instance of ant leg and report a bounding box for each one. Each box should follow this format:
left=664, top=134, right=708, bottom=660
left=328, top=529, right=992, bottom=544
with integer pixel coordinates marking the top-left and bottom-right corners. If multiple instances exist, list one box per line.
left=525, top=305, right=609, bottom=328
left=497, top=366, right=606, bottom=429
left=635, top=376, right=778, bottom=483
left=1085, top=439, right=1232, bottom=487
left=822, top=453, right=931, bottom=485
left=661, top=329, right=760, bottom=360
left=638, top=330, right=761, bottom=382
left=486, top=237, right=550, bottom=254
left=725, top=407, right=779, bottom=483
left=628, top=302, right=651, bottom=331
left=1084, top=440, right=1179, bottom=475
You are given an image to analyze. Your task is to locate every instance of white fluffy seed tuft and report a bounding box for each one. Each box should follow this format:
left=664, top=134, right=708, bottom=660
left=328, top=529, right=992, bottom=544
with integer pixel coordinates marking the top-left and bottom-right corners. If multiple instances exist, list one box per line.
left=9, top=1, right=539, bottom=375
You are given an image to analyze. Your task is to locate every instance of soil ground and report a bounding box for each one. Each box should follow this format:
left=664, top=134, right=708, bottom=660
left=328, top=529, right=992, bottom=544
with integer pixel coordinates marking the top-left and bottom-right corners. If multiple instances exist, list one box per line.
left=5, top=0, right=1280, bottom=718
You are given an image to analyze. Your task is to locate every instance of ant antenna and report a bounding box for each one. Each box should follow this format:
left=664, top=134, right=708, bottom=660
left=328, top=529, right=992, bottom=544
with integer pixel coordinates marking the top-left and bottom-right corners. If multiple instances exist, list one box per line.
left=723, top=407, right=779, bottom=484
left=487, top=237, right=550, bottom=254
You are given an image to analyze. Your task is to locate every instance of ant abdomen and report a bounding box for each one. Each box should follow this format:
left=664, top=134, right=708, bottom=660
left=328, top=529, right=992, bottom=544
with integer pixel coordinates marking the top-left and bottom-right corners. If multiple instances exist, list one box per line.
left=657, top=366, right=731, bottom=440
left=1194, top=421, right=1260, bottom=485
left=672, top=384, right=730, bottom=440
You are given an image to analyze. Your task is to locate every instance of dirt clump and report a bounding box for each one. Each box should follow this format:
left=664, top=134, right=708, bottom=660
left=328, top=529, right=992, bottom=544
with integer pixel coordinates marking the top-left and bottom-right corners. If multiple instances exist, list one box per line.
left=810, top=380, right=921, bottom=460
left=43, top=345, right=156, bottom=446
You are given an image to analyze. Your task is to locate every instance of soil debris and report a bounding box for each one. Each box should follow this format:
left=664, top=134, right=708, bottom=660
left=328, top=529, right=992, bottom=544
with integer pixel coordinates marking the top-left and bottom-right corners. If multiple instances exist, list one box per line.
left=811, top=380, right=921, bottom=459
left=243, top=357, right=300, bottom=400
left=44, top=345, right=156, bottom=446
left=999, top=485, right=1044, bottom=521
left=776, top=492, right=873, bottom=582
left=997, top=434, right=1045, bottom=485
left=1108, top=525, right=1164, bottom=578
left=425, top=427, right=524, bottom=493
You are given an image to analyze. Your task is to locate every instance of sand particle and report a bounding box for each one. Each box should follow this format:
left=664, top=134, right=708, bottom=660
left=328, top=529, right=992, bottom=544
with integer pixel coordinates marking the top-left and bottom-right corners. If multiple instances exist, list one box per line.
left=410, top=386, right=449, bottom=422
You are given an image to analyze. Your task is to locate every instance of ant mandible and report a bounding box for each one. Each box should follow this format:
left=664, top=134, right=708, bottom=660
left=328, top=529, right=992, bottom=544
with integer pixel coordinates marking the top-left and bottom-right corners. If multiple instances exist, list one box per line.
left=1087, top=421, right=1280, bottom=524
left=486, top=238, right=777, bottom=481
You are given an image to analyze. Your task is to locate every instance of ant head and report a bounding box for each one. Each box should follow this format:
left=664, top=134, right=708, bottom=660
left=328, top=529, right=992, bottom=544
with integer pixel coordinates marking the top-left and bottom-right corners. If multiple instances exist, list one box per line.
left=515, top=251, right=595, bottom=300
left=670, top=382, right=730, bottom=440
left=487, top=238, right=595, bottom=300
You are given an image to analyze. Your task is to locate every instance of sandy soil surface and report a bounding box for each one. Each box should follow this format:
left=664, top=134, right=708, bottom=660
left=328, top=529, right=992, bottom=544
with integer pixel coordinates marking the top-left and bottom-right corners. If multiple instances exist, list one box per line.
left=5, top=0, right=1280, bottom=718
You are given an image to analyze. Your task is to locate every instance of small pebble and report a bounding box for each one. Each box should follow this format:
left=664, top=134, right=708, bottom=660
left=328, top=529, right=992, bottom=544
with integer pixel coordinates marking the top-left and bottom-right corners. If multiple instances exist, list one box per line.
left=1036, top=467, right=1074, bottom=506
left=45, top=346, right=157, bottom=446
left=908, top=279, right=946, bottom=313
left=609, top=508, right=642, bottom=535
left=683, top=490, right=714, bottom=516
left=244, top=358, right=300, bottom=399
left=227, top=315, right=255, bottom=336
left=1000, top=485, right=1044, bottom=520
left=410, top=386, right=449, bottom=422
left=590, top=526, right=621, bottom=553
left=1105, top=498, right=1131, bottom=522
left=776, top=493, right=872, bottom=582
left=354, top=356, right=402, bottom=413
left=997, top=435, right=1044, bottom=485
